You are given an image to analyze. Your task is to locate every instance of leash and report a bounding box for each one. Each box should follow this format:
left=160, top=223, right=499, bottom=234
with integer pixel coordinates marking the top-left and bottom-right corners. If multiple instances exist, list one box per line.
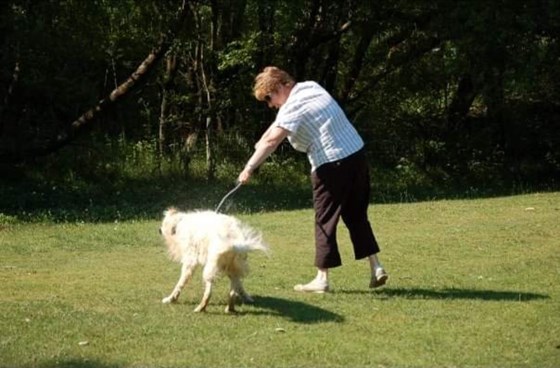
left=215, top=181, right=243, bottom=213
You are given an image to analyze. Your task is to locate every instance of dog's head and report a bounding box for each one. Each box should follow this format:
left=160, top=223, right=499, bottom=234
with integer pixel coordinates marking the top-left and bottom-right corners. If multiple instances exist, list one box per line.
left=159, top=207, right=185, bottom=262
left=159, top=207, right=180, bottom=237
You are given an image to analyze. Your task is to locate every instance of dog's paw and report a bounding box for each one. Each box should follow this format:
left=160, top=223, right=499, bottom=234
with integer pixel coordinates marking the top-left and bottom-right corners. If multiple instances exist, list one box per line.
left=193, top=305, right=207, bottom=313
left=225, top=305, right=237, bottom=314
left=162, top=296, right=175, bottom=304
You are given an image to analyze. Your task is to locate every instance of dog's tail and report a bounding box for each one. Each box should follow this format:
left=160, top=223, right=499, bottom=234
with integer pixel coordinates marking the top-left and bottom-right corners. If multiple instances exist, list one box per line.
left=233, top=224, right=269, bottom=254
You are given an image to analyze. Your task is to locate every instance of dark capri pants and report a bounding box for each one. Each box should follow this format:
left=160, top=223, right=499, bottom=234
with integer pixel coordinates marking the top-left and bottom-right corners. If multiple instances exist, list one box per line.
left=311, top=149, right=380, bottom=269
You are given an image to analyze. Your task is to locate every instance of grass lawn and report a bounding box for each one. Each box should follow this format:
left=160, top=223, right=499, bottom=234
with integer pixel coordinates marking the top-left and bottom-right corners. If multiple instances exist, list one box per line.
left=1, top=192, right=559, bottom=367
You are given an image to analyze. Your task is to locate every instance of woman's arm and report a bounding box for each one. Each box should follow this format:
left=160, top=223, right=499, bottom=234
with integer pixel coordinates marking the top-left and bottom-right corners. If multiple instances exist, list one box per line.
left=238, top=126, right=289, bottom=184
left=254, top=122, right=278, bottom=149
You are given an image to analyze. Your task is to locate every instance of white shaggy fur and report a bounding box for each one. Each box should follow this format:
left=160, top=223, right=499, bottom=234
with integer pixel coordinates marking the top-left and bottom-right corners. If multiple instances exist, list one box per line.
left=159, top=208, right=268, bottom=313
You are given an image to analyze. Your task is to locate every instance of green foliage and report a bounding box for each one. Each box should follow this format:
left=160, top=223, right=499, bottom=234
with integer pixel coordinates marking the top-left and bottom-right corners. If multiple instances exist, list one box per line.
left=218, top=37, right=259, bottom=71
left=1, top=0, right=559, bottom=194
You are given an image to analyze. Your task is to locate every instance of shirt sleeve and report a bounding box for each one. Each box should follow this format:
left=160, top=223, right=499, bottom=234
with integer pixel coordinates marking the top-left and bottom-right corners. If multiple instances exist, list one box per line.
left=274, top=99, right=308, bottom=135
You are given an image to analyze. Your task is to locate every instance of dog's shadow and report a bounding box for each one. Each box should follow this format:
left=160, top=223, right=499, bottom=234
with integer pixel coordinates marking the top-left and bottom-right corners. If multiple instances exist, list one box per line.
left=246, top=295, right=344, bottom=323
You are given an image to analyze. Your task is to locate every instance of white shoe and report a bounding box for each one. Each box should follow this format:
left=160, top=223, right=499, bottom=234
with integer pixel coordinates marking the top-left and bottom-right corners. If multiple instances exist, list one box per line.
left=294, top=279, right=329, bottom=293
left=370, top=268, right=388, bottom=288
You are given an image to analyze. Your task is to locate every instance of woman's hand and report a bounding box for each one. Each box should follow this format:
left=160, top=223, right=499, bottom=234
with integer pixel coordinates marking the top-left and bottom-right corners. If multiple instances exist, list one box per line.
left=238, top=167, right=252, bottom=184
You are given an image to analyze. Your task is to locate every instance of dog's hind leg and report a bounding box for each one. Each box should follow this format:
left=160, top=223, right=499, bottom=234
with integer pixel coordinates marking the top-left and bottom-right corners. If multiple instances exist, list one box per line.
left=225, top=288, right=237, bottom=314
left=162, top=263, right=195, bottom=304
left=225, top=276, right=251, bottom=313
left=230, top=276, right=254, bottom=303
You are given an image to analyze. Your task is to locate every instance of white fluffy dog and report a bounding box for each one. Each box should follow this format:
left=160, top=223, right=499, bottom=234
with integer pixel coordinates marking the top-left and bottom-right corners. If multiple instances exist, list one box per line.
left=159, top=207, right=268, bottom=313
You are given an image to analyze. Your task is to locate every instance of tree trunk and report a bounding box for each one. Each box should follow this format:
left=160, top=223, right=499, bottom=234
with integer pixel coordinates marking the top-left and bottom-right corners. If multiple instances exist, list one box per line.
left=447, top=74, right=477, bottom=129
left=1, top=59, right=20, bottom=135
left=158, top=54, right=178, bottom=160
left=339, top=23, right=375, bottom=105
left=256, top=1, right=276, bottom=66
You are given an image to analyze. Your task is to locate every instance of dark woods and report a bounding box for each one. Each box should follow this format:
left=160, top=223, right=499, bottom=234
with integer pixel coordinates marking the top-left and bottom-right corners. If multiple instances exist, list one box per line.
left=1, top=0, right=558, bottom=192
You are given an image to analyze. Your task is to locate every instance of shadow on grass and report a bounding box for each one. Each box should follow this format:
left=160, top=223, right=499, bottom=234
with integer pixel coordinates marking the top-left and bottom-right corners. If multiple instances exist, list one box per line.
left=0, top=176, right=312, bottom=223
left=2, top=165, right=558, bottom=224
left=36, top=359, right=121, bottom=368
left=360, top=287, right=549, bottom=301
left=248, top=295, right=344, bottom=323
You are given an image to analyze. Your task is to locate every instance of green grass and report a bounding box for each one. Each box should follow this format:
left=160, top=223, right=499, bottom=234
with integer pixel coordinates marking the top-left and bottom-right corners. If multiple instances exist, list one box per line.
left=1, top=192, right=559, bottom=367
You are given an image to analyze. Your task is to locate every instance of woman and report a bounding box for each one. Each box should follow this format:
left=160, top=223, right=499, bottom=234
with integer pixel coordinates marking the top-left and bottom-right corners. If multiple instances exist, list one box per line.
left=238, top=66, right=388, bottom=292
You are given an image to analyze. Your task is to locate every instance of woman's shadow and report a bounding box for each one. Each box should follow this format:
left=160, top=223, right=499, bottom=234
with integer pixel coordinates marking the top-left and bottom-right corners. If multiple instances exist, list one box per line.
left=243, top=288, right=548, bottom=323
left=343, top=287, right=549, bottom=302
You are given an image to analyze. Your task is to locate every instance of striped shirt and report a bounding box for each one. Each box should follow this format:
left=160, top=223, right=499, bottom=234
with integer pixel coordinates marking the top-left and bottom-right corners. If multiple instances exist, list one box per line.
left=274, top=81, right=364, bottom=171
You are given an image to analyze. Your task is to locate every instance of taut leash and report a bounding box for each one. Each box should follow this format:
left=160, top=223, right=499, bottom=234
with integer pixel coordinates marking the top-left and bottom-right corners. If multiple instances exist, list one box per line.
left=215, top=181, right=243, bottom=213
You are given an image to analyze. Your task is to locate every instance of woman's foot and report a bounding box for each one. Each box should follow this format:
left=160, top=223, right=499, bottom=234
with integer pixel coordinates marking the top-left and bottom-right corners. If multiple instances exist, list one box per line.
left=294, top=278, right=329, bottom=293
left=369, top=268, right=388, bottom=288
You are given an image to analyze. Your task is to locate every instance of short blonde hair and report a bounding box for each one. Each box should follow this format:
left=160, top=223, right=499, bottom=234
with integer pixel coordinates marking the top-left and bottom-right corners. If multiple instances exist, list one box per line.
left=253, top=66, right=295, bottom=101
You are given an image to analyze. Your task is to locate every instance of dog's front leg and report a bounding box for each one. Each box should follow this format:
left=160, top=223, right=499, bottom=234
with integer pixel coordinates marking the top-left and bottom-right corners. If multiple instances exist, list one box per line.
left=162, top=263, right=194, bottom=304
left=194, top=261, right=219, bottom=312
left=193, top=280, right=212, bottom=312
